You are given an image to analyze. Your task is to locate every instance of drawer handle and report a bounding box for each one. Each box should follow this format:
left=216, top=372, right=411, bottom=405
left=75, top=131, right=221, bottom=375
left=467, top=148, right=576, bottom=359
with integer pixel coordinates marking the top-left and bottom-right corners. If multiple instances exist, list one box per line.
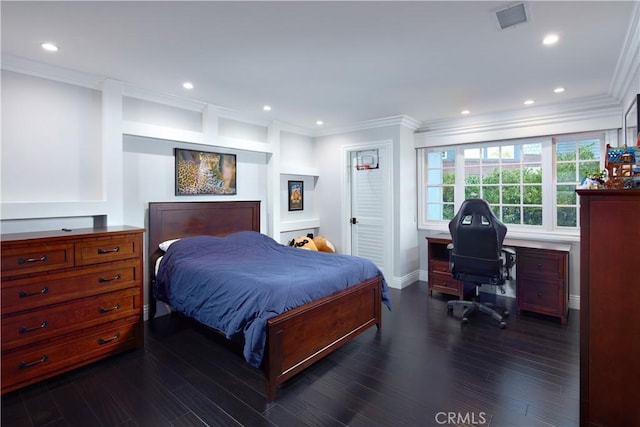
left=537, top=263, right=543, bottom=269
left=19, top=355, right=48, bottom=369
left=18, top=255, right=47, bottom=265
left=98, top=303, right=120, bottom=314
left=97, top=332, right=120, bottom=345
left=538, top=291, right=543, bottom=297
left=97, top=247, right=120, bottom=254
left=98, top=274, right=121, bottom=283
left=19, top=321, right=48, bottom=334
left=18, top=287, right=49, bottom=298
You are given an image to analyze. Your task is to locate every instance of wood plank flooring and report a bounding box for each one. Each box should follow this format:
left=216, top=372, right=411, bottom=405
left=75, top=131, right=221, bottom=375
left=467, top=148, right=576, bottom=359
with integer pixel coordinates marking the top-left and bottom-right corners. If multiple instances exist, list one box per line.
left=2, top=281, right=579, bottom=426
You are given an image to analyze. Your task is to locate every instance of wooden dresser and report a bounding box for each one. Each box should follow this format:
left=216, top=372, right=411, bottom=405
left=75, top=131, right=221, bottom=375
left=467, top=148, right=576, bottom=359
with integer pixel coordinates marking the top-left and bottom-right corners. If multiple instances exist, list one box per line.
left=577, top=189, right=640, bottom=427
left=1, top=226, right=144, bottom=394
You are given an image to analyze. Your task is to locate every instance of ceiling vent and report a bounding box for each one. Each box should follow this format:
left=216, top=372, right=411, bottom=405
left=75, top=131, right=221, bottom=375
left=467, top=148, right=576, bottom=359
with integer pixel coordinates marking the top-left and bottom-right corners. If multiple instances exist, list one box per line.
left=495, top=2, right=529, bottom=30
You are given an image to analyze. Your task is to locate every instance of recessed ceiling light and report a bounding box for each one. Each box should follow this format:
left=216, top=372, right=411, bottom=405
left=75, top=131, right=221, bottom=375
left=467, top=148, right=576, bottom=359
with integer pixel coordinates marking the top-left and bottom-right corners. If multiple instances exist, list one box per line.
left=524, top=99, right=535, bottom=105
left=263, top=105, right=271, bottom=111
left=41, top=42, right=58, bottom=52
left=461, top=110, right=470, bottom=115
left=316, top=120, right=324, bottom=126
left=554, top=87, right=565, bottom=93
left=182, top=82, right=194, bottom=90
left=543, top=33, right=559, bottom=45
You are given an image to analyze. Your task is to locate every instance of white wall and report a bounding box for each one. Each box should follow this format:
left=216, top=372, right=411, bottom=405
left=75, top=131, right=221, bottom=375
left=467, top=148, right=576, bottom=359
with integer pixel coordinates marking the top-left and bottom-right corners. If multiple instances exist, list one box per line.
left=314, top=119, right=420, bottom=288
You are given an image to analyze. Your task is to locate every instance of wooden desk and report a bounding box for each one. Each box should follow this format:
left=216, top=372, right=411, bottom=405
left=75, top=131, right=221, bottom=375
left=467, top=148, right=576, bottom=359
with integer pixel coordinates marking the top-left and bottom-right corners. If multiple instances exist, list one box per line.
left=426, top=233, right=571, bottom=324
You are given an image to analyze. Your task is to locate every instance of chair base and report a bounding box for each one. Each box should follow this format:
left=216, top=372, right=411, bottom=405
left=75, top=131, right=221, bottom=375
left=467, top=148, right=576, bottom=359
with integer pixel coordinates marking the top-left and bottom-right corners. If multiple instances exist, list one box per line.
left=447, top=300, right=508, bottom=329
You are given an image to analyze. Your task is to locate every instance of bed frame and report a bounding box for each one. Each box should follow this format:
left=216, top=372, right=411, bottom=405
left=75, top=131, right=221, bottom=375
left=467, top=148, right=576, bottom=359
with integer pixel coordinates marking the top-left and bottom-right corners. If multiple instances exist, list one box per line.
left=148, top=201, right=383, bottom=401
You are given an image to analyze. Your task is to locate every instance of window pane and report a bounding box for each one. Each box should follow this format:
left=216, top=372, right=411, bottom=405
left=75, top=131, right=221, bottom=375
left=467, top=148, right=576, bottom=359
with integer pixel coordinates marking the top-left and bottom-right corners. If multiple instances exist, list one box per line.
left=558, top=207, right=577, bottom=227
left=523, top=207, right=542, bottom=225
left=483, top=186, right=500, bottom=203
left=482, top=167, right=500, bottom=184
left=443, top=204, right=455, bottom=220
left=443, top=186, right=454, bottom=203
left=503, top=206, right=521, bottom=224
left=465, top=186, right=480, bottom=199
left=523, top=185, right=542, bottom=204
left=557, top=163, right=576, bottom=182
left=502, top=186, right=521, bottom=204
left=502, top=168, right=521, bottom=184
left=523, top=166, right=542, bottom=183
left=427, top=186, right=442, bottom=202
left=579, top=140, right=600, bottom=160
left=427, top=169, right=442, bottom=184
left=557, top=141, right=576, bottom=161
left=557, top=185, right=577, bottom=205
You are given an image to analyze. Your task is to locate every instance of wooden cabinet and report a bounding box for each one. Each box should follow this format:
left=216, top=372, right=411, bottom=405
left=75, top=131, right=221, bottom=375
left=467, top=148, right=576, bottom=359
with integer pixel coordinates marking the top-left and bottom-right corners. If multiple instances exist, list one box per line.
left=426, top=237, right=462, bottom=299
left=577, top=189, right=640, bottom=427
left=1, top=226, right=144, bottom=394
left=426, top=235, right=570, bottom=324
left=516, top=247, right=569, bottom=325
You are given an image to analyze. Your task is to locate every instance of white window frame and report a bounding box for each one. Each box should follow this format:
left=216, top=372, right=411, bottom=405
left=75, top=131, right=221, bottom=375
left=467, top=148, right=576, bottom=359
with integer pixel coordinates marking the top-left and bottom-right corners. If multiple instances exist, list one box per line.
left=418, top=131, right=615, bottom=239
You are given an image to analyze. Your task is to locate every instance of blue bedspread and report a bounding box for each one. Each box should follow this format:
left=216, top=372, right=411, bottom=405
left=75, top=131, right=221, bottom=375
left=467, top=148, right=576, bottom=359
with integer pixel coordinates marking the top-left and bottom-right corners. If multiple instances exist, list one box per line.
left=154, top=231, right=391, bottom=367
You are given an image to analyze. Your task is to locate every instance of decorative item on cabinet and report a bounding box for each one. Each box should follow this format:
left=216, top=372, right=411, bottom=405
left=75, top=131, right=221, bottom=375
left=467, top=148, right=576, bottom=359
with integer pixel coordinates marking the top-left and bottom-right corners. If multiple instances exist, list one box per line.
left=1, top=226, right=144, bottom=394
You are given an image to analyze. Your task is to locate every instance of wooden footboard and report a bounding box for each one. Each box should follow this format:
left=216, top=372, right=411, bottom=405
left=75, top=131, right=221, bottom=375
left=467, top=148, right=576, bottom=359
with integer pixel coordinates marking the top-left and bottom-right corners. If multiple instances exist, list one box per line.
left=264, top=276, right=382, bottom=401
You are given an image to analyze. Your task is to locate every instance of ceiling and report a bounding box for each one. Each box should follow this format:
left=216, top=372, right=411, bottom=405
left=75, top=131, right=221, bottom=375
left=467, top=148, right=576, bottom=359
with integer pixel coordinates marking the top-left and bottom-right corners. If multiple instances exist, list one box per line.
left=1, top=1, right=636, bottom=131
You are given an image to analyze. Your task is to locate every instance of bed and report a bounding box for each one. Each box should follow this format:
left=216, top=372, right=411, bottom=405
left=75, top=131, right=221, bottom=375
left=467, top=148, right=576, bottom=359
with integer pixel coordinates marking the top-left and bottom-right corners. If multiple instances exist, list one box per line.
left=148, top=201, right=390, bottom=401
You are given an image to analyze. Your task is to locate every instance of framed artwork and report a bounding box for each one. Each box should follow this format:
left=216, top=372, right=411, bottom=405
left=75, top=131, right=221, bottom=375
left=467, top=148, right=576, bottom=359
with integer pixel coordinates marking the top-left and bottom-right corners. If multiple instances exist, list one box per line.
left=288, top=180, right=304, bottom=211
left=175, top=148, right=237, bottom=195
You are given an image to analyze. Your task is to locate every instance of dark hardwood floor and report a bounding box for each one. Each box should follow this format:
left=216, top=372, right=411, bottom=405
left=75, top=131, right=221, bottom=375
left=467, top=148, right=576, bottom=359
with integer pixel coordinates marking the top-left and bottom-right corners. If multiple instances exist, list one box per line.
left=2, top=281, right=579, bottom=427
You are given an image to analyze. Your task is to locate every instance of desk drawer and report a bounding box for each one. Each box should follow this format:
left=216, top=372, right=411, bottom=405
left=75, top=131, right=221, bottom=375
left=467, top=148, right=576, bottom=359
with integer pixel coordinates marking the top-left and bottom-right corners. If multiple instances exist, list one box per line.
left=517, top=276, right=561, bottom=314
left=1, top=243, right=74, bottom=278
left=517, top=249, right=565, bottom=279
left=429, top=271, right=462, bottom=296
left=431, top=260, right=451, bottom=274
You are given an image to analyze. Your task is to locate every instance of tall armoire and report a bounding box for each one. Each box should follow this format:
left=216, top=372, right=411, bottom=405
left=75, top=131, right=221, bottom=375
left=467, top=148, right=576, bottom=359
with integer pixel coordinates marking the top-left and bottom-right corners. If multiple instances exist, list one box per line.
left=576, top=189, right=640, bottom=426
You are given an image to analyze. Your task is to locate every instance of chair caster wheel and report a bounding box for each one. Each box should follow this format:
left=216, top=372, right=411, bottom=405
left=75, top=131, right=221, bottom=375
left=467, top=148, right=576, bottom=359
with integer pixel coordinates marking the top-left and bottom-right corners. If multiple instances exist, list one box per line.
left=498, top=321, right=507, bottom=329
left=461, top=317, right=469, bottom=325
left=503, top=310, right=510, bottom=318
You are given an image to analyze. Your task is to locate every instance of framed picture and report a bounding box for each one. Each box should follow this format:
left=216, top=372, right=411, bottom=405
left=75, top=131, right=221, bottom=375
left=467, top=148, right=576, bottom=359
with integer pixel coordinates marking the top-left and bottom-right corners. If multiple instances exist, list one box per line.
left=175, top=148, right=237, bottom=195
left=288, top=180, right=304, bottom=211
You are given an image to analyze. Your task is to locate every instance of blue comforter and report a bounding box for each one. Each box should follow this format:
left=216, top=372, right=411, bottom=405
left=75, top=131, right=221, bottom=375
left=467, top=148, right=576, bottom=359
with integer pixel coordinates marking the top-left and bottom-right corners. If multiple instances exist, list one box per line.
left=154, top=231, right=391, bottom=367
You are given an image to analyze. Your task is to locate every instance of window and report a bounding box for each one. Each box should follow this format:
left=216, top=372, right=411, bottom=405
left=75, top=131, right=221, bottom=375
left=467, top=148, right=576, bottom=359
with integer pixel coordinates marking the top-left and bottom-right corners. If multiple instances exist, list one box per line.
left=555, top=135, right=602, bottom=227
left=423, top=149, right=456, bottom=221
left=419, top=131, right=607, bottom=233
left=463, top=142, right=542, bottom=226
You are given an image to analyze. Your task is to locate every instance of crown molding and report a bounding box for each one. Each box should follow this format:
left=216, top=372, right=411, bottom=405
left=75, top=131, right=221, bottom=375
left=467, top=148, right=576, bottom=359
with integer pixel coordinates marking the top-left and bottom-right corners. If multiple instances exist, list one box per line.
left=1, top=54, right=103, bottom=90
left=609, top=1, right=640, bottom=101
left=313, top=115, right=421, bottom=137
left=416, top=95, right=621, bottom=137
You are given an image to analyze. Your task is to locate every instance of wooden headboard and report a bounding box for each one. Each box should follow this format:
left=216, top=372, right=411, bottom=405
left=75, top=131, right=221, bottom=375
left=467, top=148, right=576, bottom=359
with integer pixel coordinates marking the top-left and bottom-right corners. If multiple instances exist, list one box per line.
left=148, top=201, right=260, bottom=317
left=148, top=201, right=260, bottom=254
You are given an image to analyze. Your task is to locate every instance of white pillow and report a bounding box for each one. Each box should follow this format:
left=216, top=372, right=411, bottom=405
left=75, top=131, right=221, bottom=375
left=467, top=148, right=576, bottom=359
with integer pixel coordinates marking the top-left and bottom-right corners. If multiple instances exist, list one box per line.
left=159, top=238, right=180, bottom=252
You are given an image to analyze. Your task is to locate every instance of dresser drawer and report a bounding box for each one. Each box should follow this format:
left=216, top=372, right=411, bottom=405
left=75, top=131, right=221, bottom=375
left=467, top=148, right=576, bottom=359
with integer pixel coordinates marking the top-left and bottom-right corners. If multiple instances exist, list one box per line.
left=517, top=250, right=565, bottom=279
left=1, top=318, right=141, bottom=394
left=517, top=276, right=561, bottom=314
left=1, top=243, right=74, bottom=278
left=2, top=288, right=141, bottom=351
left=1, top=261, right=140, bottom=314
left=75, top=234, right=141, bottom=267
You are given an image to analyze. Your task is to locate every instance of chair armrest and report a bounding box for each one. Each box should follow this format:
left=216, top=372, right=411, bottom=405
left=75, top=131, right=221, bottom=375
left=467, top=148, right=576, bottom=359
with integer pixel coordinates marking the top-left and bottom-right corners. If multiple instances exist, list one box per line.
left=501, top=247, right=515, bottom=256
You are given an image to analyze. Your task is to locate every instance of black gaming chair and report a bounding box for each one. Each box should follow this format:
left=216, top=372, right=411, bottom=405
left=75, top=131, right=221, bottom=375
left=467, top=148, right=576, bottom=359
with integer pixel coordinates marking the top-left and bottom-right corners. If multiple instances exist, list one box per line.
left=447, top=199, right=515, bottom=328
